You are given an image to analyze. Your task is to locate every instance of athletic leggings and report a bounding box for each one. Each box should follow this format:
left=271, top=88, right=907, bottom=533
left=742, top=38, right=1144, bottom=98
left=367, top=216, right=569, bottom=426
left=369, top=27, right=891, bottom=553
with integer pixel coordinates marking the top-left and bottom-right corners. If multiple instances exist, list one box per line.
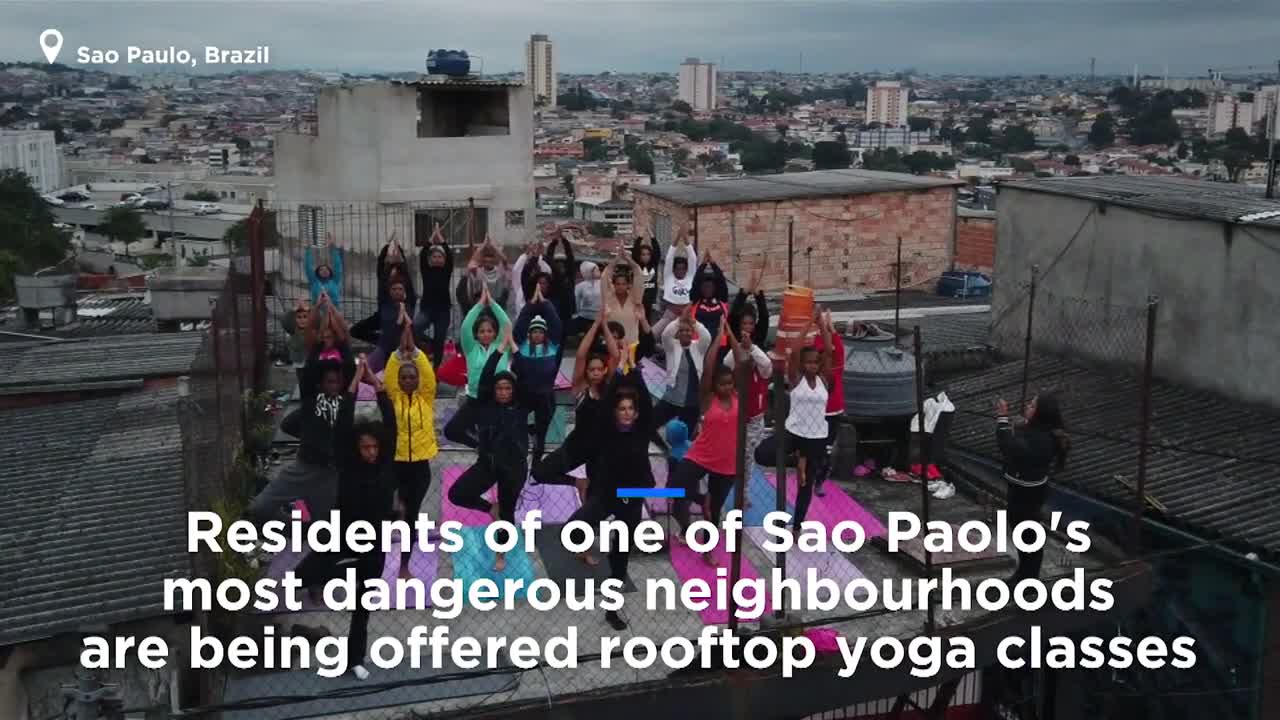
left=295, top=547, right=383, bottom=666
left=523, top=391, right=555, bottom=463
left=670, top=459, right=734, bottom=532
left=1007, top=481, right=1048, bottom=581
left=567, top=492, right=644, bottom=583
left=447, top=459, right=526, bottom=546
left=393, top=460, right=431, bottom=561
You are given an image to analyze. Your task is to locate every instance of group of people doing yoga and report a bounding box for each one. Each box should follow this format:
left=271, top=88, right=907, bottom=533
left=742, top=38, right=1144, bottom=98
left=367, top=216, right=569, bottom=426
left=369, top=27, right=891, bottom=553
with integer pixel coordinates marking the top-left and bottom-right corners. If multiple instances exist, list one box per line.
left=255, top=224, right=1071, bottom=658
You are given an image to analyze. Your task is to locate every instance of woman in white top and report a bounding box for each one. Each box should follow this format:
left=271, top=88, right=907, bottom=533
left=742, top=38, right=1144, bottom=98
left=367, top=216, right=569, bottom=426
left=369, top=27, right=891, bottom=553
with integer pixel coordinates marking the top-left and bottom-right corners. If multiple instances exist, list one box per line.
left=784, top=309, right=835, bottom=527
left=571, top=261, right=603, bottom=337
left=651, top=233, right=699, bottom=343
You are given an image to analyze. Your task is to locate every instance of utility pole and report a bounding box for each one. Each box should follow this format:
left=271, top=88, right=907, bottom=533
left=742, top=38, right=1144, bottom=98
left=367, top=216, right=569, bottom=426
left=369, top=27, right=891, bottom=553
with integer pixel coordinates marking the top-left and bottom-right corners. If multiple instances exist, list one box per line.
left=1267, top=60, right=1279, bottom=200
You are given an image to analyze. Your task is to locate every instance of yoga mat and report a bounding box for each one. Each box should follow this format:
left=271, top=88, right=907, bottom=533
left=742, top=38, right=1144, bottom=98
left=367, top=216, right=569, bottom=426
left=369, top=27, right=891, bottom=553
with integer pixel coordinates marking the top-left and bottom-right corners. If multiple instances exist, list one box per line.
left=545, top=405, right=569, bottom=444
left=516, top=480, right=581, bottom=525
left=895, top=525, right=1009, bottom=567
left=669, top=540, right=770, bottom=625
left=554, top=369, right=573, bottom=390
left=537, top=523, right=638, bottom=593
left=222, top=660, right=520, bottom=720
left=440, top=464, right=498, bottom=526
left=725, top=466, right=794, bottom=527
left=639, top=358, right=668, bottom=399
left=452, top=526, right=536, bottom=600
left=765, top=472, right=887, bottom=538
left=258, top=536, right=437, bottom=612
left=744, top=528, right=867, bottom=595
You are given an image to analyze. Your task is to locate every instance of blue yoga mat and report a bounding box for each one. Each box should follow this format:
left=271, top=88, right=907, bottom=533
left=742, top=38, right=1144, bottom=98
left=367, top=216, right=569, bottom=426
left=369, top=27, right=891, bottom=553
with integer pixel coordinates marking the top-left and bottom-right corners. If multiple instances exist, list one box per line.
left=724, top=466, right=795, bottom=527
left=452, top=526, right=536, bottom=600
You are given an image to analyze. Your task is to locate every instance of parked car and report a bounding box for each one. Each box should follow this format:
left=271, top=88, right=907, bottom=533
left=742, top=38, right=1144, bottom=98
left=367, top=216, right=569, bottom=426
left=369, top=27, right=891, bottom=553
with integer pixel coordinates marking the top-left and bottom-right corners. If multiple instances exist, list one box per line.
left=193, top=203, right=221, bottom=215
left=119, top=192, right=142, bottom=202
left=141, top=198, right=171, bottom=211
left=58, top=191, right=90, bottom=202
left=139, top=185, right=162, bottom=194
left=41, top=195, right=65, bottom=206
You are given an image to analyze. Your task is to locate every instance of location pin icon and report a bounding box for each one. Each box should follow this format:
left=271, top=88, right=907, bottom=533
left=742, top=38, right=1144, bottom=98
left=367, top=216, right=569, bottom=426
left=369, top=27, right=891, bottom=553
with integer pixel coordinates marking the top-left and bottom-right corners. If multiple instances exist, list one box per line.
left=40, top=29, right=63, bottom=64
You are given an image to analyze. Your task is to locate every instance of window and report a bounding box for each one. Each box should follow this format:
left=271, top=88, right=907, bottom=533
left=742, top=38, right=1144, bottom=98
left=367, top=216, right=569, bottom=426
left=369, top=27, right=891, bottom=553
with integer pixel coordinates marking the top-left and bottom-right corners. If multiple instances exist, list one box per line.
left=413, top=207, right=488, bottom=248
left=417, top=86, right=511, bottom=138
left=505, top=210, right=525, bottom=228
left=230, top=191, right=237, bottom=200
left=299, top=205, right=327, bottom=246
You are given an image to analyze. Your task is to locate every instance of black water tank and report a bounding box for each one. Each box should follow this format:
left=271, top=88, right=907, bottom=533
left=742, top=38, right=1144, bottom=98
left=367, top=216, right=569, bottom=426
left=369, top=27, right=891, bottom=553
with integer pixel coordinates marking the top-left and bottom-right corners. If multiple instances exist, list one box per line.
left=842, top=324, right=918, bottom=418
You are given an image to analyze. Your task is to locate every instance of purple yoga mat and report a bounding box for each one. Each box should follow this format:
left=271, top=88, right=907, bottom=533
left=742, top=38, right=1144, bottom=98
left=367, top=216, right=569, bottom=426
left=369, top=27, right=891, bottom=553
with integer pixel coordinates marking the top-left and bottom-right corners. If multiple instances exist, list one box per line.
left=259, top=536, right=437, bottom=612
left=764, top=472, right=888, bottom=538
left=639, top=358, right=668, bottom=398
left=744, top=527, right=866, bottom=591
left=440, top=464, right=496, bottom=526
left=516, top=482, right=581, bottom=525
left=669, top=539, right=771, bottom=625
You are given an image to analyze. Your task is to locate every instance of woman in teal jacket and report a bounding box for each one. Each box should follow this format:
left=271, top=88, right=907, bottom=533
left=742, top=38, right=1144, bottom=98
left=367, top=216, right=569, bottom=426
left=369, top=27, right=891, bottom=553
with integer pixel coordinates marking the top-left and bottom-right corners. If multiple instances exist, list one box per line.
left=459, top=283, right=512, bottom=399
left=305, top=234, right=344, bottom=307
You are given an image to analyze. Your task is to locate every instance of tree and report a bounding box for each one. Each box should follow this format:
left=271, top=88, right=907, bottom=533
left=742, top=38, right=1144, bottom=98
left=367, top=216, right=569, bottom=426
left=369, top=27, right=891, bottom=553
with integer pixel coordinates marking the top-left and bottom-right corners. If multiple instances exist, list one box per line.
left=812, top=141, right=852, bottom=170
left=583, top=138, right=608, bottom=162
left=222, top=211, right=278, bottom=252
left=671, top=99, right=693, bottom=115
left=0, top=170, right=70, bottom=290
left=1010, top=157, right=1036, bottom=173
left=965, top=117, right=992, bottom=145
left=861, top=148, right=909, bottom=173
left=39, top=120, right=67, bottom=144
left=1088, top=113, right=1116, bottom=149
left=673, top=148, right=691, bottom=166
left=1224, top=127, right=1252, bottom=152
left=1130, top=97, right=1181, bottom=146
left=1064, top=154, right=1081, bottom=166
left=1217, top=148, right=1251, bottom=182
left=99, top=206, right=147, bottom=254
left=233, top=136, right=251, bottom=152
left=1176, top=141, right=1189, bottom=160
left=999, top=125, right=1038, bottom=153
left=71, top=117, right=94, bottom=133
left=187, top=254, right=211, bottom=267
left=184, top=190, right=220, bottom=202
left=907, top=117, right=934, bottom=132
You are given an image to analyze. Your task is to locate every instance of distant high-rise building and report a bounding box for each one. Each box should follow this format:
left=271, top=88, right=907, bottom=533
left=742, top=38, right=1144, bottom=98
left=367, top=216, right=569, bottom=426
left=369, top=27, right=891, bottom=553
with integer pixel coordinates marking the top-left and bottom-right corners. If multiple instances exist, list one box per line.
left=0, top=130, right=62, bottom=193
left=525, top=34, right=557, bottom=107
left=865, top=81, right=909, bottom=128
left=1210, top=93, right=1255, bottom=136
left=678, top=58, right=717, bottom=111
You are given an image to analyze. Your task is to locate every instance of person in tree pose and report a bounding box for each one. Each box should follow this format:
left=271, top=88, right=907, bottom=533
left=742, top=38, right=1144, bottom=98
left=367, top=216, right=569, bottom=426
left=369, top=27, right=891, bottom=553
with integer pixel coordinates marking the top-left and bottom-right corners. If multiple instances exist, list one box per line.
left=458, top=283, right=513, bottom=401
left=415, top=221, right=454, bottom=369
left=512, top=284, right=563, bottom=463
left=304, top=232, right=344, bottom=307
left=384, top=316, right=438, bottom=580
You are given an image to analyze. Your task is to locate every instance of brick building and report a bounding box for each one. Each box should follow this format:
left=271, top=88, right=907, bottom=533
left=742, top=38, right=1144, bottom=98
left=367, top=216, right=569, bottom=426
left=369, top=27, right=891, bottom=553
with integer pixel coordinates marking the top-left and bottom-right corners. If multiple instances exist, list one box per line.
left=954, top=206, right=996, bottom=273
left=630, top=170, right=964, bottom=293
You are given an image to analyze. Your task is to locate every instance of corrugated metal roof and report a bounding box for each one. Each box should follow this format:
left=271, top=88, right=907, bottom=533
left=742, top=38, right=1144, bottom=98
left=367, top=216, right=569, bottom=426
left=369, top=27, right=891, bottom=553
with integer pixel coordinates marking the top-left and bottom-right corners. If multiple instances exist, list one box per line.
left=394, top=77, right=525, bottom=89
left=0, top=333, right=202, bottom=390
left=941, top=356, right=1280, bottom=557
left=634, top=170, right=964, bottom=208
left=0, top=388, right=187, bottom=645
left=1000, top=176, right=1280, bottom=229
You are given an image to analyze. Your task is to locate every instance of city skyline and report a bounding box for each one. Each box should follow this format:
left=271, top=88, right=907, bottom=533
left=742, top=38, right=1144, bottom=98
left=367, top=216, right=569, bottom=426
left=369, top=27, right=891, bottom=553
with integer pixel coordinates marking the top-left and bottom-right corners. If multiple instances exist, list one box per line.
left=0, top=0, right=1278, bottom=77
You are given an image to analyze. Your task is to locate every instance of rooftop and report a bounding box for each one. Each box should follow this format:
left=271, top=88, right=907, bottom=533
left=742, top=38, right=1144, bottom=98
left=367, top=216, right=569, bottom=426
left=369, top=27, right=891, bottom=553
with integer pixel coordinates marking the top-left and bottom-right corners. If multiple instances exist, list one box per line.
left=999, top=176, right=1280, bottom=229
left=0, top=332, right=202, bottom=391
left=0, top=387, right=187, bottom=645
left=632, top=169, right=964, bottom=208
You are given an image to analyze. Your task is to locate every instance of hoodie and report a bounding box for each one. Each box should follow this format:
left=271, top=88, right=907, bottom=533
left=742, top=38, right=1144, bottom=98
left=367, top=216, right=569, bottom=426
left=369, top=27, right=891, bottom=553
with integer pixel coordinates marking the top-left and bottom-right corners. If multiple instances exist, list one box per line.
left=335, top=391, right=398, bottom=528
left=445, top=352, right=529, bottom=472
left=459, top=300, right=512, bottom=398
left=419, top=243, right=454, bottom=312
left=385, top=347, right=439, bottom=463
left=305, top=246, right=344, bottom=306
left=512, top=299, right=563, bottom=394
left=283, top=358, right=353, bottom=467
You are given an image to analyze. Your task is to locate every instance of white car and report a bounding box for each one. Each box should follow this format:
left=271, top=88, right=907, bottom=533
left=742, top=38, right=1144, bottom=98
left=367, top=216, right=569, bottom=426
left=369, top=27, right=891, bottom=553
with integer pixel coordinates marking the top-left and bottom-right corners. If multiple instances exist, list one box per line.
left=42, top=195, right=65, bottom=206
left=193, top=203, right=221, bottom=215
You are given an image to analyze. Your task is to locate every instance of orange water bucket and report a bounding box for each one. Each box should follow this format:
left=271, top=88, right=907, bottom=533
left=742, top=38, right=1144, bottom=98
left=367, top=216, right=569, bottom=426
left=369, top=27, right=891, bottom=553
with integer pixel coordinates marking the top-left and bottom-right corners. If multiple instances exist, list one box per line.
left=779, top=285, right=815, bottom=332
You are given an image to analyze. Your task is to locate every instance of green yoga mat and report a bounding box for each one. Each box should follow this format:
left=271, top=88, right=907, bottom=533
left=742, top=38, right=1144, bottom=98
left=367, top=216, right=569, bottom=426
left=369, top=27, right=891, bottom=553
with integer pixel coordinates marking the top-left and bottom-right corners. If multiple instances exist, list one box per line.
left=452, top=526, right=536, bottom=600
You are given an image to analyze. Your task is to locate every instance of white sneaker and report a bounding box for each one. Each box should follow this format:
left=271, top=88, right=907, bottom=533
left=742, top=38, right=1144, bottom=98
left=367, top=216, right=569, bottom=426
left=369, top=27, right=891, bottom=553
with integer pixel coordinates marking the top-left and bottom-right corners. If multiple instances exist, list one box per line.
left=351, top=664, right=370, bottom=681
left=932, top=482, right=956, bottom=500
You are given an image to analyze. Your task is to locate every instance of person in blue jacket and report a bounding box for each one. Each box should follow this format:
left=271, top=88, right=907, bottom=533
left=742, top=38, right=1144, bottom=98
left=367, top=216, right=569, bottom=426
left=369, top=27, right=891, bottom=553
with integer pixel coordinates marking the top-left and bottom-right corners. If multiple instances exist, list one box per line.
left=305, top=233, right=344, bottom=307
left=512, top=284, right=563, bottom=463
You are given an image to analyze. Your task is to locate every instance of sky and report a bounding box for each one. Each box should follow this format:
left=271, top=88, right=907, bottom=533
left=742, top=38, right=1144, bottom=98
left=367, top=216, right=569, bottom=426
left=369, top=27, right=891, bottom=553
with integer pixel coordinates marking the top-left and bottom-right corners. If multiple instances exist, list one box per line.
left=1, top=0, right=1278, bottom=77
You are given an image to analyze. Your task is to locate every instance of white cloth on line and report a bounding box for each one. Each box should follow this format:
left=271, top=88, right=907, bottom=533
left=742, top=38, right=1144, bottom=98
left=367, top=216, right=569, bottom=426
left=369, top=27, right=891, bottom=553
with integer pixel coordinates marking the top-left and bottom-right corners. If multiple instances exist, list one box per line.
left=910, top=391, right=956, bottom=433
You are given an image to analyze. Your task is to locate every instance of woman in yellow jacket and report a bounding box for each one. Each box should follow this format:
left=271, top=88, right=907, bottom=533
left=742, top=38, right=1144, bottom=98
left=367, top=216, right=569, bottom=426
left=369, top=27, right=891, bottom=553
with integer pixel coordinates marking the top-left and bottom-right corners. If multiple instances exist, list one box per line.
left=384, top=303, right=439, bottom=580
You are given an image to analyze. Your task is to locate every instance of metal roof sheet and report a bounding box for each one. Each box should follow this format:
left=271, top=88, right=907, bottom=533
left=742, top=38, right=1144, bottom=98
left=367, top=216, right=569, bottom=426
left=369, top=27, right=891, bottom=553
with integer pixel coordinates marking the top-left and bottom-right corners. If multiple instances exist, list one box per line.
left=634, top=169, right=964, bottom=208
left=1000, top=176, right=1280, bottom=229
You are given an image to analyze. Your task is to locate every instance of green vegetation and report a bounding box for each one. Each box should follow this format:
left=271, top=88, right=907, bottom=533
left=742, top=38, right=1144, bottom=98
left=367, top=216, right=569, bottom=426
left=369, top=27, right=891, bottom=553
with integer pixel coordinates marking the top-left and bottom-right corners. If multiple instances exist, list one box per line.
left=0, top=169, right=71, bottom=298
left=862, top=149, right=956, bottom=175
left=184, top=190, right=221, bottom=202
left=1088, top=113, right=1116, bottom=149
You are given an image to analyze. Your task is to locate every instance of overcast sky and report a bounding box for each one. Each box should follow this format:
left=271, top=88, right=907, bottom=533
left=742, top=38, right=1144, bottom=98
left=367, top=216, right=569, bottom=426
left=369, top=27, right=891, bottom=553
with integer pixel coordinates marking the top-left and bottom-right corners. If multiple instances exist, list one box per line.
left=2, top=0, right=1277, bottom=77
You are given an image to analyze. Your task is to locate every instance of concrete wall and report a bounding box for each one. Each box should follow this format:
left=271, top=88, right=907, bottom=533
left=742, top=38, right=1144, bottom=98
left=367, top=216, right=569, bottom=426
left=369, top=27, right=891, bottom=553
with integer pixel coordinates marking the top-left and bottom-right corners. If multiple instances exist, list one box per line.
left=274, top=83, right=535, bottom=248
left=995, top=187, right=1280, bottom=407
left=633, top=186, right=956, bottom=293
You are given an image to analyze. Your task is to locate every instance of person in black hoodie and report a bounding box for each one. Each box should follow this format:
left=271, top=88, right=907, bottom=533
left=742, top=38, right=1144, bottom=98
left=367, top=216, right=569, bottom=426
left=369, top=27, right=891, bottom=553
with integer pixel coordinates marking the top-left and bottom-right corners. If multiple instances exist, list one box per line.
left=294, top=357, right=396, bottom=681
left=995, top=393, right=1069, bottom=582
left=252, top=354, right=350, bottom=523
left=445, top=341, right=528, bottom=572
left=545, top=233, right=577, bottom=330
left=351, top=233, right=417, bottom=346
left=728, top=259, right=769, bottom=349
left=631, top=236, right=661, bottom=320
left=415, top=222, right=454, bottom=369
left=573, top=364, right=660, bottom=631
left=512, top=286, right=563, bottom=463
left=367, top=276, right=412, bottom=374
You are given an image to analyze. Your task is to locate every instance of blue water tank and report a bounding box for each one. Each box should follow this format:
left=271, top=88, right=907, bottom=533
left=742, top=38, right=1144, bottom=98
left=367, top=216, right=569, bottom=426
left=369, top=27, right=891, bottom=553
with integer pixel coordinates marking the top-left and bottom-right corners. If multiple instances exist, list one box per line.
left=427, top=50, right=471, bottom=77
left=937, top=271, right=992, bottom=299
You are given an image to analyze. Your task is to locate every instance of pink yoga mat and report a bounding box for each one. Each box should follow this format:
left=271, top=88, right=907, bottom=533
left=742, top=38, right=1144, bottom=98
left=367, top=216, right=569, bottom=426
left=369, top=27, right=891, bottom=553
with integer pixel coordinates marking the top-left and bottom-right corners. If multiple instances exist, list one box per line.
left=440, top=464, right=497, bottom=526
left=764, top=472, right=887, bottom=538
left=669, top=540, right=771, bottom=625
left=639, top=358, right=668, bottom=398
left=259, top=538, right=437, bottom=612
left=554, top=370, right=573, bottom=390
left=744, top=528, right=866, bottom=589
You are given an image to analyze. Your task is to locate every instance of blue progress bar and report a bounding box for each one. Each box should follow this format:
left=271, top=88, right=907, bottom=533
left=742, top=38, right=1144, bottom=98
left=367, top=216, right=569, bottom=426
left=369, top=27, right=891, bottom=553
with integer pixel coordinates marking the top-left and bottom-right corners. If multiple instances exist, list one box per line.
left=617, top=487, right=685, bottom=499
